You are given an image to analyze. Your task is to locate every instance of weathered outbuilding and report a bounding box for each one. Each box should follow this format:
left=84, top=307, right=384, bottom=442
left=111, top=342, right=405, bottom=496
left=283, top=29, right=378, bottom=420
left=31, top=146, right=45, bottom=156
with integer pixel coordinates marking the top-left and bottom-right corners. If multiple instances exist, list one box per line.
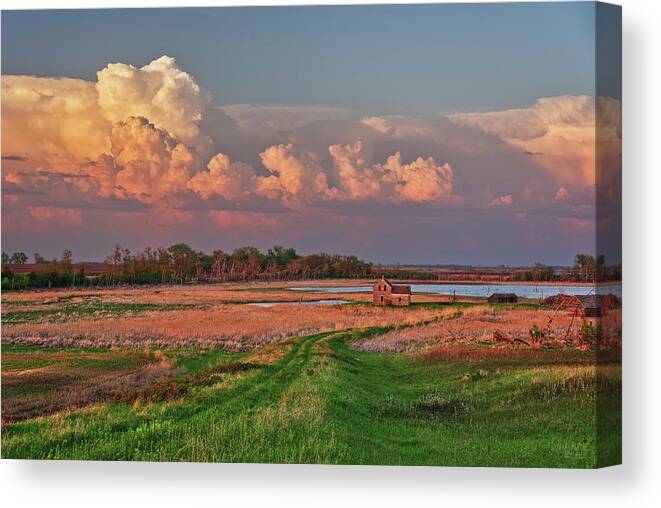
left=487, top=292, right=518, bottom=304
left=558, top=293, right=619, bottom=317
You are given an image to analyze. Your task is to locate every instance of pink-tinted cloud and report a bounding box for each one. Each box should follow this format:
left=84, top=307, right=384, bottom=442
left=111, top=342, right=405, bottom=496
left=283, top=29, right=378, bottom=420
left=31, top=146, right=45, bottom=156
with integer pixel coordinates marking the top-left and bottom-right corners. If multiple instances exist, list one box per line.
left=27, top=206, right=83, bottom=226
left=489, top=194, right=513, bottom=206
left=449, top=95, right=621, bottom=188
left=1, top=55, right=608, bottom=263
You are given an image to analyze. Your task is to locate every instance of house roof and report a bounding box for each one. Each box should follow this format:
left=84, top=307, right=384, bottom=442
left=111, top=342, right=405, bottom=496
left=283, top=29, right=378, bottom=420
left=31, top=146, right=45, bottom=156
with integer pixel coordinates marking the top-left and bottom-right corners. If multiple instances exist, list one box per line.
left=391, top=285, right=411, bottom=295
left=489, top=293, right=517, bottom=298
left=376, top=276, right=410, bottom=294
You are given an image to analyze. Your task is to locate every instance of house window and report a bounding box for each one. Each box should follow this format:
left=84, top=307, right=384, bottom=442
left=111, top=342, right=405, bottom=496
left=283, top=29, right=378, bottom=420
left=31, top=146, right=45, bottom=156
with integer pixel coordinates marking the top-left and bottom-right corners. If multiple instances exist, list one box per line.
left=380, top=296, right=384, bottom=303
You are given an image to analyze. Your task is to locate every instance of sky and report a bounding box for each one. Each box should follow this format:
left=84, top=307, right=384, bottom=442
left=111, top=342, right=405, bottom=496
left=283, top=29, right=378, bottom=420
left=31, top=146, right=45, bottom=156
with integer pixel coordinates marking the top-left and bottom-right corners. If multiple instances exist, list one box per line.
left=1, top=3, right=622, bottom=265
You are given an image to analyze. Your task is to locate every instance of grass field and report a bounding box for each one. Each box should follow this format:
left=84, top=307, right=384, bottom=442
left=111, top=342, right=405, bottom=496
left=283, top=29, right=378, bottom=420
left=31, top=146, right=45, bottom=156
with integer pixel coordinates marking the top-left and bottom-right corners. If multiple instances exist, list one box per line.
left=1, top=284, right=621, bottom=467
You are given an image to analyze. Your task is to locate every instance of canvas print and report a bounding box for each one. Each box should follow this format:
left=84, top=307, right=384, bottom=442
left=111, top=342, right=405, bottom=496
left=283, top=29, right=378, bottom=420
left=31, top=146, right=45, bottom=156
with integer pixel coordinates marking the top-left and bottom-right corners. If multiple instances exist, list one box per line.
left=0, top=2, right=621, bottom=467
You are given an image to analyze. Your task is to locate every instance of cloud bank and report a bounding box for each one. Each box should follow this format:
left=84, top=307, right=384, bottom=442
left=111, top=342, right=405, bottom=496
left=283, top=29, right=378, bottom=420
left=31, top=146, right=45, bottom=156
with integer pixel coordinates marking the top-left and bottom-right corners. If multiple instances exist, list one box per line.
left=1, top=55, right=619, bottom=263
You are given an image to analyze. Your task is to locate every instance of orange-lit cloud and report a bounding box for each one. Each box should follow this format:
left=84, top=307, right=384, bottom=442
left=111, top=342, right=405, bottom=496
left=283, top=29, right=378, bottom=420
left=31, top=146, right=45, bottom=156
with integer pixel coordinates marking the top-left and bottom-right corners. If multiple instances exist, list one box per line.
left=2, top=56, right=459, bottom=210
left=449, top=95, right=621, bottom=188
left=258, top=144, right=333, bottom=201
left=2, top=55, right=613, bottom=263
left=1, top=75, right=110, bottom=163
left=96, top=56, right=211, bottom=144
left=111, top=116, right=202, bottom=201
left=188, top=152, right=257, bottom=200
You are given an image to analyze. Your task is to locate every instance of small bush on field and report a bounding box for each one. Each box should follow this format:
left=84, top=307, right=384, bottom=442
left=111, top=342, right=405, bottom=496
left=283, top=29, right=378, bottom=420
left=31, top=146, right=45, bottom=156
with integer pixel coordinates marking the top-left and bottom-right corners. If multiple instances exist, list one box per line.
left=115, top=361, right=260, bottom=404
left=525, top=367, right=620, bottom=401
left=529, top=324, right=541, bottom=343
left=382, top=392, right=473, bottom=419
left=579, top=320, right=601, bottom=347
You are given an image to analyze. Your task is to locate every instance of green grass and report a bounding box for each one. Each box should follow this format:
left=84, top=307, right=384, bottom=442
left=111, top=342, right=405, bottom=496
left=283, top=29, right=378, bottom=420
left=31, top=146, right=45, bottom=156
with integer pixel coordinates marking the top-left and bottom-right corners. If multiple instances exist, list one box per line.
left=1, top=329, right=621, bottom=467
left=1, top=301, right=204, bottom=324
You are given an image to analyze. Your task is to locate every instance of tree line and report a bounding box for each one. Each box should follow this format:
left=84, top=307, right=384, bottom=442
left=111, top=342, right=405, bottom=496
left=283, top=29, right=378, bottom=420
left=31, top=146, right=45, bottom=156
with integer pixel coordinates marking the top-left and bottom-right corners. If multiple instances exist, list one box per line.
left=1, top=244, right=373, bottom=289
left=1, top=247, right=620, bottom=290
left=511, top=254, right=621, bottom=283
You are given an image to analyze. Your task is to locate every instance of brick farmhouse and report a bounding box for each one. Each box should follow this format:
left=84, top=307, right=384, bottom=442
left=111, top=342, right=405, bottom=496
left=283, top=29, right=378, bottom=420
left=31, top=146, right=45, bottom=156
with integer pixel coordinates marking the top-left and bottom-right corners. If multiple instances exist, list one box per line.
left=373, top=276, right=411, bottom=306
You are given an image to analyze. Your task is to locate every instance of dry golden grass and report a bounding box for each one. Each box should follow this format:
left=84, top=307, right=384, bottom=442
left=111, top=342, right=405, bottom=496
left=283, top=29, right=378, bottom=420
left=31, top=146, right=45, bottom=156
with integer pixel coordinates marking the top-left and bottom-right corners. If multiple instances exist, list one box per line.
left=351, top=307, right=623, bottom=353
left=2, top=302, right=440, bottom=351
left=1, top=284, right=372, bottom=307
left=2, top=284, right=621, bottom=355
left=0, top=281, right=461, bottom=310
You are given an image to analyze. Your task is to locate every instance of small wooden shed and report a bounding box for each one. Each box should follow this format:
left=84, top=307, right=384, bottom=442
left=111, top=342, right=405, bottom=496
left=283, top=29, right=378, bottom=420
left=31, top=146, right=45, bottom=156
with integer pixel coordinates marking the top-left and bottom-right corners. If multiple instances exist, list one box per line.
left=488, top=292, right=518, bottom=304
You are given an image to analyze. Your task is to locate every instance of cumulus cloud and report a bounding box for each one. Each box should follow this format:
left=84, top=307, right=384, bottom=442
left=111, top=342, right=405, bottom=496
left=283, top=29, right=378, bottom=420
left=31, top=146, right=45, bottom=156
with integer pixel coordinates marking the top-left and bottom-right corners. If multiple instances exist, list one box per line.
left=187, top=152, right=257, bottom=200
left=186, top=140, right=454, bottom=205
left=379, top=152, right=454, bottom=202
left=110, top=116, right=202, bottom=200
left=2, top=53, right=610, bottom=259
left=258, top=144, right=333, bottom=201
left=327, top=141, right=454, bottom=203
left=96, top=56, right=211, bottom=143
left=1, top=75, right=110, bottom=163
left=3, top=56, right=459, bottom=212
left=328, top=141, right=383, bottom=200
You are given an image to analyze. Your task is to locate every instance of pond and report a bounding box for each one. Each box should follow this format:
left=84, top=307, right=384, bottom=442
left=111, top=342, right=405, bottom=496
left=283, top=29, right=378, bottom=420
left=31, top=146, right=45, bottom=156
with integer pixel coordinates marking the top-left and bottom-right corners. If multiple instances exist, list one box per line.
left=247, top=299, right=350, bottom=308
left=289, top=283, right=622, bottom=299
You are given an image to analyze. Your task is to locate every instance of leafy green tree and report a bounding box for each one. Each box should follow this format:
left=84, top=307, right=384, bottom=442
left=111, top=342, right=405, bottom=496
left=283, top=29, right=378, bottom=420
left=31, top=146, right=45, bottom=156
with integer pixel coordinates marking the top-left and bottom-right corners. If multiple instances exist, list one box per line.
left=168, top=243, right=197, bottom=283
left=574, top=254, right=596, bottom=281
left=10, top=252, right=27, bottom=264
left=61, top=249, right=73, bottom=272
left=34, top=253, right=46, bottom=264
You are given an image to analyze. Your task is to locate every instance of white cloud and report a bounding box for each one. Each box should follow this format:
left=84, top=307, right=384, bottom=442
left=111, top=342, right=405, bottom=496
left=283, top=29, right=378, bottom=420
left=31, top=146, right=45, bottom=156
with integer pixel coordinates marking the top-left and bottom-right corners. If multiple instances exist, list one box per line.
left=96, top=56, right=211, bottom=142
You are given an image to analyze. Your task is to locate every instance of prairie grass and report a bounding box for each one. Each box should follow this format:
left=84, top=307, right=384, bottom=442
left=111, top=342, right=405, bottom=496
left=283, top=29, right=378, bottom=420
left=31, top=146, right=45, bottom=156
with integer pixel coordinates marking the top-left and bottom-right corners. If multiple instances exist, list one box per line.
left=2, top=302, right=441, bottom=351
left=0, top=281, right=455, bottom=312
left=351, top=305, right=622, bottom=352
left=0, top=283, right=369, bottom=307
left=1, top=347, right=180, bottom=422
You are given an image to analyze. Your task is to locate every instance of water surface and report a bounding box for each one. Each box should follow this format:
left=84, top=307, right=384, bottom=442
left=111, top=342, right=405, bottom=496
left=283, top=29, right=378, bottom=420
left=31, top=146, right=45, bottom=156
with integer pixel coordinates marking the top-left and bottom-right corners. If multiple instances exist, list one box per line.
left=290, top=284, right=621, bottom=299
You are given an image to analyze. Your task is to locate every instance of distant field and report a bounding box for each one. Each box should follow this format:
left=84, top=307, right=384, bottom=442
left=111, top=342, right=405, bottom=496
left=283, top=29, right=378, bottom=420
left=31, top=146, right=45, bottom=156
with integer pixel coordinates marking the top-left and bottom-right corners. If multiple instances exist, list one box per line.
left=1, top=283, right=621, bottom=466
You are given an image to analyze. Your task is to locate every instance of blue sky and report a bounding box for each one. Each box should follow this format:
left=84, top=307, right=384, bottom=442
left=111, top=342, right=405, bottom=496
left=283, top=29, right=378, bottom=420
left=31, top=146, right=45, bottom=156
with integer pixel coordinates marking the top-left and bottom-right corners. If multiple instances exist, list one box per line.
left=2, top=3, right=596, bottom=114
